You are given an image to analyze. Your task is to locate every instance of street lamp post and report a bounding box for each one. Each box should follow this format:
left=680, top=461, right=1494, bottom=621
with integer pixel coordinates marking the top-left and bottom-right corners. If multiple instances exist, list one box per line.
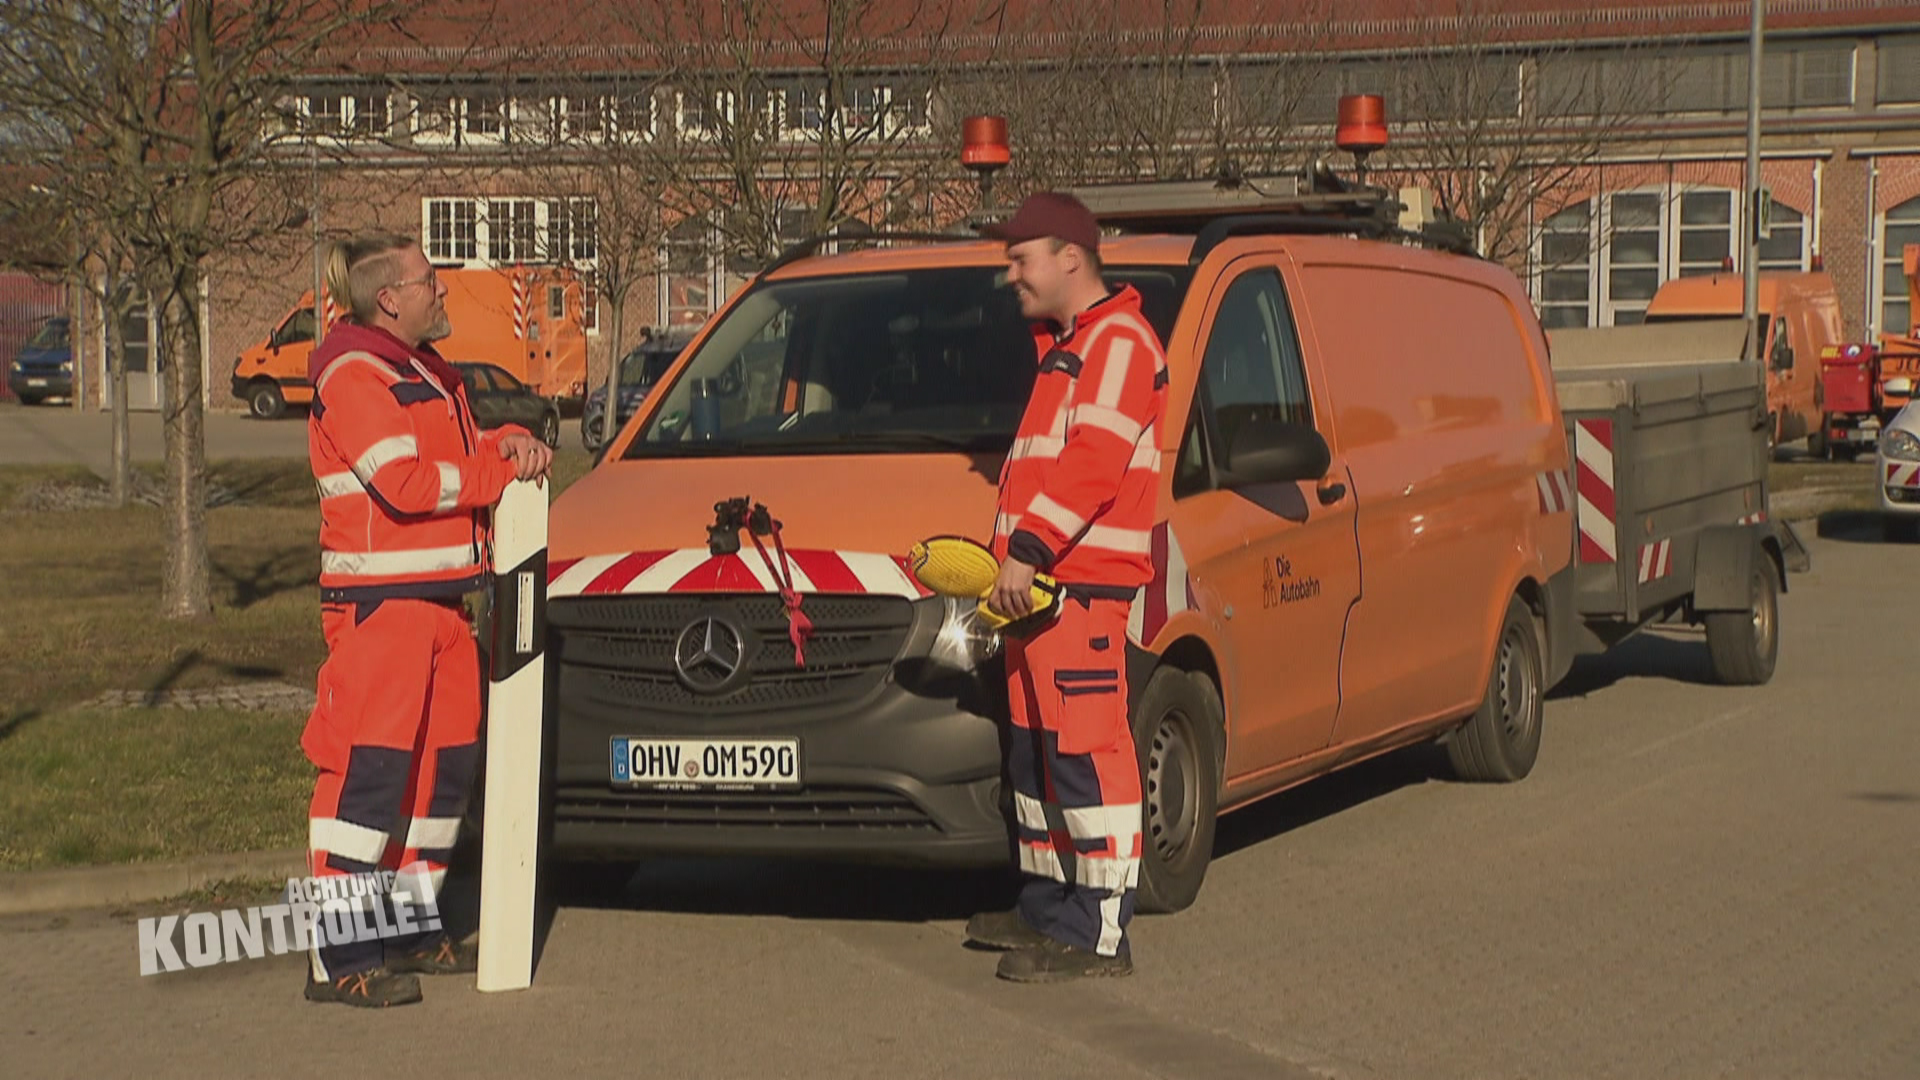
left=1743, top=0, right=1765, bottom=361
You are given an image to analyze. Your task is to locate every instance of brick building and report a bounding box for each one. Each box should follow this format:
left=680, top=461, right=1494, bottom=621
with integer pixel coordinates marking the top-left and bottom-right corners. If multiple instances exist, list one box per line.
left=56, top=0, right=1920, bottom=412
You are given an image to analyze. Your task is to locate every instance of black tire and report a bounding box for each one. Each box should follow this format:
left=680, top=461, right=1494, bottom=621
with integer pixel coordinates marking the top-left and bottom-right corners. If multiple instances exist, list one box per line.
left=17, top=393, right=46, bottom=406
left=1807, top=423, right=1828, bottom=460
left=247, top=381, right=287, bottom=420
left=1132, top=667, right=1223, bottom=915
left=1883, top=515, right=1920, bottom=544
left=1832, top=445, right=1859, bottom=463
left=1705, top=554, right=1780, bottom=686
left=581, top=413, right=604, bottom=451
left=1447, top=596, right=1545, bottom=783
left=539, top=411, right=561, bottom=448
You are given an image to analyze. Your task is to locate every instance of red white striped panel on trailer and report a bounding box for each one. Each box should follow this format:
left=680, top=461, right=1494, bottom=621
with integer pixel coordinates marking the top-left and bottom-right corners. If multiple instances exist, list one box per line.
left=1637, top=539, right=1674, bottom=584
left=1574, top=419, right=1617, bottom=563
left=322, top=292, right=338, bottom=327
left=1535, top=468, right=1575, bottom=515
left=546, top=549, right=932, bottom=599
left=1737, top=511, right=1768, bottom=526
left=1886, top=462, right=1920, bottom=488
left=511, top=274, right=528, bottom=341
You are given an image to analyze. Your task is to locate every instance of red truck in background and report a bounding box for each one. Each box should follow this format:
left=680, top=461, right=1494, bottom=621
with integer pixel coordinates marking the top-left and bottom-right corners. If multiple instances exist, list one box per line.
left=1819, top=244, right=1920, bottom=459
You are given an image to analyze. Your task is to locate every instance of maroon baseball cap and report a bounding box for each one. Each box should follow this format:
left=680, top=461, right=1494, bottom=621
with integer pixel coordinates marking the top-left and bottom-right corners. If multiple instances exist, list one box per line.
left=983, top=191, right=1101, bottom=254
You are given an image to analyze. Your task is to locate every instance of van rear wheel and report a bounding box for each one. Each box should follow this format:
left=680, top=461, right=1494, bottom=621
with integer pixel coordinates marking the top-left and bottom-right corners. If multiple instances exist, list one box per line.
left=1446, top=596, right=1544, bottom=783
left=1132, top=667, right=1222, bottom=915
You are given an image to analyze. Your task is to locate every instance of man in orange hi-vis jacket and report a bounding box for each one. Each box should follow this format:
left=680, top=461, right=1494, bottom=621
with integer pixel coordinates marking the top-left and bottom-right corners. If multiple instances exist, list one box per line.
left=967, top=193, right=1168, bottom=982
left=301, top=233, right=551, bottom=1007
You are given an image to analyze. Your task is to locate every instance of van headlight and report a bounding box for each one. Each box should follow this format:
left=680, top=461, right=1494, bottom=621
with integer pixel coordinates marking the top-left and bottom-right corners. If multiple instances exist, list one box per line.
left=58, top=360, right=73, bottom=374
left=929, top=597, right=1002, bottom=671
left=1883, top=429, right=1920, bottom=462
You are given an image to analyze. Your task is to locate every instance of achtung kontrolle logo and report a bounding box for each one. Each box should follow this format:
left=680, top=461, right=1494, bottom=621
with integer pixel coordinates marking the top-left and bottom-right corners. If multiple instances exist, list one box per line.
left=137, top=864, right=442, bottom=976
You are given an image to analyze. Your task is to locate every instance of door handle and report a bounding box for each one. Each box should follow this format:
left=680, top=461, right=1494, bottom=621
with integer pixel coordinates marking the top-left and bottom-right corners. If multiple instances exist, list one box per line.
left=1317, top=480, right=1347, bottom=505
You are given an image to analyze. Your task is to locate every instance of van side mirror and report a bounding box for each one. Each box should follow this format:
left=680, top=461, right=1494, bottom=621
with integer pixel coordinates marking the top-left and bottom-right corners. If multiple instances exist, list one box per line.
left=1220, top=419, right=1330, bottom=488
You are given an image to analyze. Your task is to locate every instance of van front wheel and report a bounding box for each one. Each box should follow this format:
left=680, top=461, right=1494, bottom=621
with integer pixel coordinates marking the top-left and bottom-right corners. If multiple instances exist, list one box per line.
left=1446, top=596, right=1544, bottom=783
left=1131, top=667, right=1223, bottom=915
left=247, top=381, right=286, bottom=420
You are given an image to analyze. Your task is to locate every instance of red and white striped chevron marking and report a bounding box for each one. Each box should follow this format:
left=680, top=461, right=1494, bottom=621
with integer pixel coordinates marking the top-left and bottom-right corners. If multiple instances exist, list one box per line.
left=1886, top=462, right=1920, bottom=488
left=1128, top=521, right=1196, bottom=648
left=511, top=274, right=528, bottom=340
left=321, top=290, right=338, bottom=326
left=545, top=548, right=932, bottom=599
left=1573, top=419, right=1616, bottom=563
left=1637, top=539, right=1674, bottom=584
left=1535, top=468, right=1574, bottom=515
left=1737, top=511, right=1768, bottom=526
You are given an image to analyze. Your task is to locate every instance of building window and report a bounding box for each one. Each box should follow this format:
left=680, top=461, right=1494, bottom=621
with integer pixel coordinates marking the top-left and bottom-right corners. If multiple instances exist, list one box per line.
left=424, top=197, right=596, bottom=269
left=1759, top=203, right=1808, bottom=273
left=663, top=218, right=713, bottom=327
left=412, top=95, right=459, bottom=143
left=487, top=199, right=539, bottom=263
left=548, top=285, right=566, bottom=321
left=1879, top=35, right=1920, bottom=105
left=843, top=84, right=890, bottom=131
left=1537, top=203, right=1592, bottom=329
left=582, top=284, right=599, bottom=333
left=306, top=94, right=346, bottom=135
left=465, top=95, right=506, bottom=139
left=677, top=90, right=733, bottom=137
left=1881, top=197, right=1920, bottom=337
left=552, top=95, right=606, bottom=141
left=1532, top=185, right=1809, bottom=328
left=426, top=199, right=478, bottom=262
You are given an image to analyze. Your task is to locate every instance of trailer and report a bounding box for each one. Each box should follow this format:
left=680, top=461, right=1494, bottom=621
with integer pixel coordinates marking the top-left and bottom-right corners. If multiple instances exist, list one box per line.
left=1547, top=319, right=1808, bottom=685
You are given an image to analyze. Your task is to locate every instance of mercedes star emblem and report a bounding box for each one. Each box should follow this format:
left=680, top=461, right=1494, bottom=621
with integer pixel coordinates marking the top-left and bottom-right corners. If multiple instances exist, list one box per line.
left=674, top=616, right=747, bottom=693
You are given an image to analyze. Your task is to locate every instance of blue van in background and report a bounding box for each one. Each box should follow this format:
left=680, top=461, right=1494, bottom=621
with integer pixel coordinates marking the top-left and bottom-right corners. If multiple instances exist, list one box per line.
left=8, top=316, right=73, bottom=404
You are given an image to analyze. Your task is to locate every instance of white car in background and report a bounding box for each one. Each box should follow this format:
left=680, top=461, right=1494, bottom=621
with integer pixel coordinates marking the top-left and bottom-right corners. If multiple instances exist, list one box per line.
left=1878, top=397, right=1920, bottom=542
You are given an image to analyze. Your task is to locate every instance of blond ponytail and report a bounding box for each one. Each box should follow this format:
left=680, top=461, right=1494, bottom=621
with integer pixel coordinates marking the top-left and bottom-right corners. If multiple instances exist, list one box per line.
left=325, top=232, right=416, bottom=323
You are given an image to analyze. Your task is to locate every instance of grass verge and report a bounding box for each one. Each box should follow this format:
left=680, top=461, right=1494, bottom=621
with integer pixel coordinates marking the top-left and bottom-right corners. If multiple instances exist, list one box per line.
left=0, top=707, right=310, bottom=871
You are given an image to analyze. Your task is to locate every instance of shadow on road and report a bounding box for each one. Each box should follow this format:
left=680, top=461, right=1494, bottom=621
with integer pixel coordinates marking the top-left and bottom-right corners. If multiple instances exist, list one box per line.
left=540, top=856, right=1017, bottom=926
left=1815, top=509, right=1919, bottom=546
left=1548, top=632, right=1720, bottom=699
left=1212, top=744, right=1446, bottom=863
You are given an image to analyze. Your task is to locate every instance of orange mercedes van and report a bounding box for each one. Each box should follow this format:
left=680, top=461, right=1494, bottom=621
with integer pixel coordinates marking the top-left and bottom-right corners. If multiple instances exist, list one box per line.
left=1644, top=271, right=1845, bottom=452
left=229, top=265, right=590, bottom=418
left=542, top=198, right=1575, bottom=911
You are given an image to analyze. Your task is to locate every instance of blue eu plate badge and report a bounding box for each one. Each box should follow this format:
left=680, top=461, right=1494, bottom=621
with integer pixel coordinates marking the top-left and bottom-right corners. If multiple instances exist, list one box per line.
left=611, top=737, right=631, bottom=783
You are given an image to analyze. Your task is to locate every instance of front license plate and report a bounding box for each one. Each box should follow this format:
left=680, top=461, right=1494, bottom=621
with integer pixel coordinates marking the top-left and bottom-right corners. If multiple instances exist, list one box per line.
left=25, top=378, right=47, bottom=387
left=611, top=737, right=800, bottom=791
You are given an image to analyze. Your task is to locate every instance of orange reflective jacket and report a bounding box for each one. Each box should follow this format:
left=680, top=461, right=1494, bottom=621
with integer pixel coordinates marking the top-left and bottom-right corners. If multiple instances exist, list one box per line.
left=994, top=286, right=1168, bottom=591
left=307, top=323, right=524, bottom=601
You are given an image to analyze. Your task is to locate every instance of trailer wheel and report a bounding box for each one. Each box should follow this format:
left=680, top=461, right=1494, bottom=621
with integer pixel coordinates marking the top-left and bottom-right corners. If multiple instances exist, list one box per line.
left=1807, top=424, right=1828, bottom=460
left=1132, top=668, right=1223, bottom=915
left=1885, top=516, right=1920, bottom=544
left=1446, top=596, right=1543, bottom=783
left=1705, top=556, right=1779, bottom=685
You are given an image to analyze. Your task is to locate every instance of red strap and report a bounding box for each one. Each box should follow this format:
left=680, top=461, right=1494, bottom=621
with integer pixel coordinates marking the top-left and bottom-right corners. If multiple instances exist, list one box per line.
left=748, top=518, right=813, bottom=668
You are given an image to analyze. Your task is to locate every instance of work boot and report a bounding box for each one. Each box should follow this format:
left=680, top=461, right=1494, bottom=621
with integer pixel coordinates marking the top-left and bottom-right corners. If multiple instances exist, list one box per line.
left=388, top=935, right=479, bottom=975
left=995, top=937, right=1133, bottom=983
left=304, top=968, right=423, bottom=1008
left=965, top=909, right=1050, bottom=951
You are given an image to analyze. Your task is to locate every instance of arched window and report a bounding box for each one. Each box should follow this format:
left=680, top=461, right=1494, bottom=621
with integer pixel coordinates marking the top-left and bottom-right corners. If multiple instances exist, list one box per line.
left=1879, top=196, right=1920, bottom=337
left=1535, top=187, right=1810, bottom=328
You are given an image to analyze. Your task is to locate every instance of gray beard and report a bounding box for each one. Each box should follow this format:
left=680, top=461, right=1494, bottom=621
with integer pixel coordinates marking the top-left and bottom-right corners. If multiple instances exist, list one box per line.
left=425, top=313, right=452, bottom=342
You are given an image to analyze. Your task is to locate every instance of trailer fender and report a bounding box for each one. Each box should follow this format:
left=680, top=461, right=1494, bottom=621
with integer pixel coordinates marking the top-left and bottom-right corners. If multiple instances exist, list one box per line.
left=1693, top=526, right=1785, bottom=612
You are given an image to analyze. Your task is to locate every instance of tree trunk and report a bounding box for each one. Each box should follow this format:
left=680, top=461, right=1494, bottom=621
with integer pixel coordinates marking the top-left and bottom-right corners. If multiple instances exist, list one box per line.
left=105, top=271, right=132, bottom=508
left=599, top=284, right=628, bottom=450
left=158, top=271, right=210, bottom=620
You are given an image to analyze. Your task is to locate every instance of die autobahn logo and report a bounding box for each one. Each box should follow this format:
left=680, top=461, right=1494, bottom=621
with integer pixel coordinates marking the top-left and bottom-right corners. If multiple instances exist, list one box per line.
left=136, top=864, right=442, bottom=976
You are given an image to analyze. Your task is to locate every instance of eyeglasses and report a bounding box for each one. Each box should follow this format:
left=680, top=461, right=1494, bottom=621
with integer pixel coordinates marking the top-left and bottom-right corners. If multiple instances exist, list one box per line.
left=386, top=271, right=439, bottom=292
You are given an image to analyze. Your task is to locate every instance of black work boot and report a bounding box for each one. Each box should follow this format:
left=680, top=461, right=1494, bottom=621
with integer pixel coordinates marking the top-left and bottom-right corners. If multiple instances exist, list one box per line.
left=388, top=935, right=478, bottom=975
left=965, top=909, right=1051, bottom=951
left=995, top=937, right=1133, bottom=983
left=304, top=967, right=424, bottom=1008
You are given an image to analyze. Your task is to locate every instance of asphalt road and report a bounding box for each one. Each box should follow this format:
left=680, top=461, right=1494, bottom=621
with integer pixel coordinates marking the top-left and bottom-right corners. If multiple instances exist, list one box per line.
left=2, top=525, right=1916, bottom=1079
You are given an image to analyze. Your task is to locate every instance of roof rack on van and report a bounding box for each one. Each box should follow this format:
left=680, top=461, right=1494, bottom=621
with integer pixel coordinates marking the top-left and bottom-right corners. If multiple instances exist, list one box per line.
left=762, top=229, right=981, bottom=277
left=1075, top=183, right=1478, bottom=263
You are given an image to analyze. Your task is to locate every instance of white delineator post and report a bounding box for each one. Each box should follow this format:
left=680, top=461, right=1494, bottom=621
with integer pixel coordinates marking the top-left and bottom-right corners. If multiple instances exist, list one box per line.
left=477, top=479, right=548, bottom=993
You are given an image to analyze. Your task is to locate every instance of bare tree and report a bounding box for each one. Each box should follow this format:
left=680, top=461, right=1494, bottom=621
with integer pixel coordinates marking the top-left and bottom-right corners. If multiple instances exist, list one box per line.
left=0, top=0, right=402, bottom=618
left=1375, top=1, right=1677, bottom=264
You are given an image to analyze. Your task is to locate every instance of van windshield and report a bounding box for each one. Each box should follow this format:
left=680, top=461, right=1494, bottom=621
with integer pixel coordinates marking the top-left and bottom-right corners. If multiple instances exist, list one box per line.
left=622, top=265, right=1189, bottom=459
left=25, top=319, right=69, bottom=351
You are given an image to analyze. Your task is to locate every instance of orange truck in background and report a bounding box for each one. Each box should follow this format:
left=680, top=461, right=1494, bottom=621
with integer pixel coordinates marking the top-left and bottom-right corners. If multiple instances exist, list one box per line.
left=229, top=264, right=590, bottom=418
left=1817, top=245, right=1920, bottom=458
left=1642, top=271, right=1846, bottom=454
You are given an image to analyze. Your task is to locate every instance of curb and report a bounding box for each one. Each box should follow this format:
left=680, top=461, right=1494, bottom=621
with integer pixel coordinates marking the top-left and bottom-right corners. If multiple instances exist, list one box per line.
left=0, top=848, right=308, bottom=916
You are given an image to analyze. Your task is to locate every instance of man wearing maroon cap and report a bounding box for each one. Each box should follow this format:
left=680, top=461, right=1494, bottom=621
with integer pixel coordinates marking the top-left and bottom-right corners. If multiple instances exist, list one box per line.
left=968, top=192, right=1169, bottom=981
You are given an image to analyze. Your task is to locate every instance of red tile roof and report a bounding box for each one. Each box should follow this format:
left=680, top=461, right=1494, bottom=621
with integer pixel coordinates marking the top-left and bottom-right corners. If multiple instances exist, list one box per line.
left=311, top=0, right=1920, bottom=74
